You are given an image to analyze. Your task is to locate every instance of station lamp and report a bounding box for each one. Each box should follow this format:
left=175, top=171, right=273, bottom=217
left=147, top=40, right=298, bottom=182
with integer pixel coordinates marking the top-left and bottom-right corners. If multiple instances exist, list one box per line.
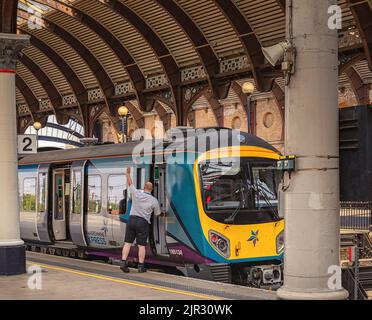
left=118, top=105, right=129, bottom=144
left=33, top=121, right=42, bottom=149
left=242, top=82, right=255, bottom=134
left=33, top=121, right=42, bottom=131
left=242, top=82, right=255, bottom=95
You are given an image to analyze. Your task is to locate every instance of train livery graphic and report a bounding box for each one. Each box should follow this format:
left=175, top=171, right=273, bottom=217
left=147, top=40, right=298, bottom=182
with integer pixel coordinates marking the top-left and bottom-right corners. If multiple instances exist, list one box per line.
left=18, top=128, right=284, bottom=288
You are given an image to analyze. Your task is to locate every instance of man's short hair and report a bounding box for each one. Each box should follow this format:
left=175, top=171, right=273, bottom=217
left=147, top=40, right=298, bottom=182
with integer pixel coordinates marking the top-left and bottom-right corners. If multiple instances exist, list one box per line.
left=144, top=181, right=153, bottom=192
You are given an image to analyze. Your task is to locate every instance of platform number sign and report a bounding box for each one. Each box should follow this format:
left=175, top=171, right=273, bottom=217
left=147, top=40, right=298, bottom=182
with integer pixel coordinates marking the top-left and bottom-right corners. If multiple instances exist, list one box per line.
left=18, top=135, right=37, bottom=154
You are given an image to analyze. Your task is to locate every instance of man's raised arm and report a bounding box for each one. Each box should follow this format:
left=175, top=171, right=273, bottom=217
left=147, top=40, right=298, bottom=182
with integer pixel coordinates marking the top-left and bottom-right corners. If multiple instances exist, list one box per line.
left=125, top=167, right=133, bottom=187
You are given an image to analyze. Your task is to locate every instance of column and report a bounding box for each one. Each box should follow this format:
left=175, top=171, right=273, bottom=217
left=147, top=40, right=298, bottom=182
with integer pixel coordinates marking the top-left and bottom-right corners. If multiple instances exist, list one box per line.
left=0, top=33, right=30, bottom=275
left=277, top=1, right=348, bottom=299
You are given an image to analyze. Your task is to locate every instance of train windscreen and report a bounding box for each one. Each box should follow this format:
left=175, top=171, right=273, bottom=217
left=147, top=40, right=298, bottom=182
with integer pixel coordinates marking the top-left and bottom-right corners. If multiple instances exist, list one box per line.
left=199, top=157, right=281, bottom=224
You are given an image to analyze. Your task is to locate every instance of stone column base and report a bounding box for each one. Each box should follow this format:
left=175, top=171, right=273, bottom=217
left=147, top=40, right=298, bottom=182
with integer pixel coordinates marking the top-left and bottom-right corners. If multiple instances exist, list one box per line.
left=0, top=245, right=26, bottom=275
left=277, top=286, right=349, bottom=300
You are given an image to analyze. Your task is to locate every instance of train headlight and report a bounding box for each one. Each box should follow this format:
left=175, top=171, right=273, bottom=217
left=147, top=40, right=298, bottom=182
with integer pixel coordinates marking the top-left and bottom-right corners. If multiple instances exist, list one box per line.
left=276, top=230, right=285, bottom=254
left=209, top=231, right=230, bottom=258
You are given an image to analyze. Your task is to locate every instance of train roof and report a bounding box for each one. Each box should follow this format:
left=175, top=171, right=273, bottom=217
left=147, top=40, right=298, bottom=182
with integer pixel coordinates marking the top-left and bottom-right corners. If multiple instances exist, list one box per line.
left=19, top=129, right=279, bottom=166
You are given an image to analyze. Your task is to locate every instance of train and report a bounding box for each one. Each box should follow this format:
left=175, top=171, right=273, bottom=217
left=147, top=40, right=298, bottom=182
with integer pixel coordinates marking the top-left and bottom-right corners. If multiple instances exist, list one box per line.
left=18, top=127, right=284, bottom=288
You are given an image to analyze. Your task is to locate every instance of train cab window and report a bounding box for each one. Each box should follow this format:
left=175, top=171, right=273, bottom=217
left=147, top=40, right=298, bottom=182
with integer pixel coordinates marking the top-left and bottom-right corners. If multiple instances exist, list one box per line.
left=251, top=165, right=279, bottom=208
left=108, top=174, right=127, bottom=215
left=22, top=178, right=36, bottom=212
left=87, top=175, right=102, bottom=214
left=38, top=173, right=47, bottom=212
left=199, top=158, right=280, bottom=224
left=199, top=160, right=243, bottom=211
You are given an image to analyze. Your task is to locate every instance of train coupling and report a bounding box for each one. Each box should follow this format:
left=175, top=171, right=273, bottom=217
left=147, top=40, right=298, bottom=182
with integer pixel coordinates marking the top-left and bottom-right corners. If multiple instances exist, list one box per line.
left=247, top=264, right=283, bottom=289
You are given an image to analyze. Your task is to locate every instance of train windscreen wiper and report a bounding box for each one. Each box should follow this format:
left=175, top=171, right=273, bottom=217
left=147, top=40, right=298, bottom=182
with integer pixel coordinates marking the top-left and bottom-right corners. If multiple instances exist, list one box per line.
left=248, top=180, right=280, bottom=220
left=224, top=190, right=243, bottom=225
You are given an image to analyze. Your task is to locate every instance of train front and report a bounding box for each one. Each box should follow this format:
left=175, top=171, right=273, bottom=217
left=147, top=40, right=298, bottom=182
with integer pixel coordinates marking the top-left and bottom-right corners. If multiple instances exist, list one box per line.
left=192, top=130, right=284, bottom=288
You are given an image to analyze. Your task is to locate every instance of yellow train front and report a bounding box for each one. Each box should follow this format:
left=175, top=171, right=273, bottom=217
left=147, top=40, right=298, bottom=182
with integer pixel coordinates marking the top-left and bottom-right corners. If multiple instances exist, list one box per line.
left=166, top=128, right=284, bottom=288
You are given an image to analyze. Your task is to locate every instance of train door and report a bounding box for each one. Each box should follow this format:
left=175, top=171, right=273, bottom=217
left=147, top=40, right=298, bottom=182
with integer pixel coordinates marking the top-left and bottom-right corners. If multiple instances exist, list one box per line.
left=70, top=161, right=88, bottom=247
left=36, top=164, right=52, bottom=243
left=52, top=169, right=67, bottom=240
left=153, top=164, right=169, bottom=255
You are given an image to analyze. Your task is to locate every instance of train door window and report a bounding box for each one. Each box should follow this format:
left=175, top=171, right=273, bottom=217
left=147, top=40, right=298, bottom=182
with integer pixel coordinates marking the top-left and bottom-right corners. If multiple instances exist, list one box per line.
left=136, top=168, right=146, bottom=189
left=108, top=175, right=127, bottom=215
left=87, top=175, right=102, bottom=214
left=22, top=178, right=36, bottom=212
left=38, top=173, right=47, bottom=212
left=72, top=171, right=82, bottom=214
left=54, top=173, right=64, bottom=220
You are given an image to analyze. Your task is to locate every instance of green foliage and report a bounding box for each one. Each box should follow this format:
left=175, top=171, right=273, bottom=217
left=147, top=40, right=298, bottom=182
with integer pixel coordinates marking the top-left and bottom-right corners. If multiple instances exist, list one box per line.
left=22, top=194, right=36, bottom=212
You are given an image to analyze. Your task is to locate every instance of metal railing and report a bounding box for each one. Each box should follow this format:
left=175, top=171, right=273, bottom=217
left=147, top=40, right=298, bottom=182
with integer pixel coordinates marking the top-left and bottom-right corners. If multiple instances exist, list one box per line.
left=342, top=268, right=369, bottom=300
left=340, top=201, right=372, bottom=231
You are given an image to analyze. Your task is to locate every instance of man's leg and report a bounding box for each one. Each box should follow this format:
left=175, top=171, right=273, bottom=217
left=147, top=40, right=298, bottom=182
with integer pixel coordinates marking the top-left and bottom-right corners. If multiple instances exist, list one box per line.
left=137, top=219, right=149, bottom=273
left=120, top=243, right=131, bottom=273
left=121, top=218, right=135, bottom=273
left=138, top=245, right=146, bottom=264
left=137, top=245, right=146, bottom=273
left=122, top=242, right=132, bottom=261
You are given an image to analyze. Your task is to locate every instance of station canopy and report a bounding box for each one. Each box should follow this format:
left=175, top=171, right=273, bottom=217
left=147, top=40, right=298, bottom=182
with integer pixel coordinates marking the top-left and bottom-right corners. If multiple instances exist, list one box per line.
left=0, top=0, right=371, bottom=137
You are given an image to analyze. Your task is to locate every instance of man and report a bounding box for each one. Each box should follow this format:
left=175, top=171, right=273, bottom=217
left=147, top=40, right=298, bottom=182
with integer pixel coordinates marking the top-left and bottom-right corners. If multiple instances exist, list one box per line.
left=118, top=190, right=127, bottom=215
left=120, top=167, right=161, bottom=273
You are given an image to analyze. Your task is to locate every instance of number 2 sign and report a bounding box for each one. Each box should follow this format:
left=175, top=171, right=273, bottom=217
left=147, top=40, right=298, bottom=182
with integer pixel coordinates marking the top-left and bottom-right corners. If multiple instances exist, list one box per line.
left=18, top=135, right=38, bottom=154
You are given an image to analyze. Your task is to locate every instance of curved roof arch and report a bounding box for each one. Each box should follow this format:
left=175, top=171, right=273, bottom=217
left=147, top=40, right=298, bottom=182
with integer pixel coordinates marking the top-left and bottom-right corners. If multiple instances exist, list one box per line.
left=0, top=0, right=370, bottom=137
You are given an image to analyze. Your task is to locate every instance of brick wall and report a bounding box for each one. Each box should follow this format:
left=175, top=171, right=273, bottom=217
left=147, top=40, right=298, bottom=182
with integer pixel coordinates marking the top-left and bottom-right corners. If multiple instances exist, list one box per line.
left=100, top=87, right=364, bottom=152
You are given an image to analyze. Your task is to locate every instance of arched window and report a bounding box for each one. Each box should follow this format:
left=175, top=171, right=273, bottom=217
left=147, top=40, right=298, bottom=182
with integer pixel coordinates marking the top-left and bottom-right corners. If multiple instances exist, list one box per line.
left=231, top=116, right=242, bottom=129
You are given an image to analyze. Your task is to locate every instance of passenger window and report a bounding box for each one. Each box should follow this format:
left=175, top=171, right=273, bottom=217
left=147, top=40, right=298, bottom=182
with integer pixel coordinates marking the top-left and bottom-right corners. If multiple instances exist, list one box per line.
left=72, top=171, right=82, bottom=214
left=108, top=175, right=127, bottom=215
left=88, top=175, right=102, bottom=214
left=38, top=173, right=46, bottom=212
left=22, top=178, right=36, bottom=212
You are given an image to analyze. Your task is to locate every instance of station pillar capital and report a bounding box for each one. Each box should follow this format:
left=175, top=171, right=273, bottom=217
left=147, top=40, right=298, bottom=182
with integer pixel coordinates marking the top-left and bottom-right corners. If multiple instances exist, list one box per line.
left=0, top=33, right=30, bottom=71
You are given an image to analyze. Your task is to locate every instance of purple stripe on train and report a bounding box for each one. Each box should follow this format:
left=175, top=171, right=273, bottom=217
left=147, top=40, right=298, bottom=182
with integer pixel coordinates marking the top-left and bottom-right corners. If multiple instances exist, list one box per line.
left=86, top=243, right=214, bottom=267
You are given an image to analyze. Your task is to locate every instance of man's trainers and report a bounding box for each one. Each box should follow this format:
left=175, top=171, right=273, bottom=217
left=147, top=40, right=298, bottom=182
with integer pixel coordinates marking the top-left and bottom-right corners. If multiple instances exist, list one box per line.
left=120, top=260, right=130, bottom=273
left=138, top=264, right=146, bottom=273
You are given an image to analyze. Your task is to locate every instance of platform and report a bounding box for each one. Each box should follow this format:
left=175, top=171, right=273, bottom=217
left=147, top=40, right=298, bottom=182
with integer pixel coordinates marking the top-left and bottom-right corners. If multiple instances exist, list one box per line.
left=0, top=252, right=277, bottom=300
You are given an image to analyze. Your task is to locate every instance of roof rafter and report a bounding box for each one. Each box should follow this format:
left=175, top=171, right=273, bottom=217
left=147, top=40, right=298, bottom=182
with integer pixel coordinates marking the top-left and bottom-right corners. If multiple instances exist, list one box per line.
left=276, top=0, right=286, bottom=12
left=15, top=73, right=39, bottom=121
left=346, top=0, right=372, bottom=71
left=31, top=0, right=149, bottom=112
left=154, top=101, right=172, bottom=131
left=103, top=0, right=180, bottom=115
left=156, top=0, right=222, bottom=99
left=231, top=81, right=256, bottom=133
left=126, top=102, right=145, bottom=128
left=18, top=26, right=87, bottom=108
left=0, top=0, right=18, bottom=33
left=18, top=4, right=115, bottom=114
left=214, top=0, right=274, bottom=92
left=339, top=52, right=366, bottom=74
left=203, top=89, right=224, bottom=127
left=344, top=66, right=370, bottom=105
left=19, top=53, right=68, bottom=124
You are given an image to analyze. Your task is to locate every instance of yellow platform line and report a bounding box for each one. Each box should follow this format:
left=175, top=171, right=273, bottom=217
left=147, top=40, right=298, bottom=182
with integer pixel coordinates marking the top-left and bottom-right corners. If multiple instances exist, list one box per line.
left=29, top=262, right=222, bottom=300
